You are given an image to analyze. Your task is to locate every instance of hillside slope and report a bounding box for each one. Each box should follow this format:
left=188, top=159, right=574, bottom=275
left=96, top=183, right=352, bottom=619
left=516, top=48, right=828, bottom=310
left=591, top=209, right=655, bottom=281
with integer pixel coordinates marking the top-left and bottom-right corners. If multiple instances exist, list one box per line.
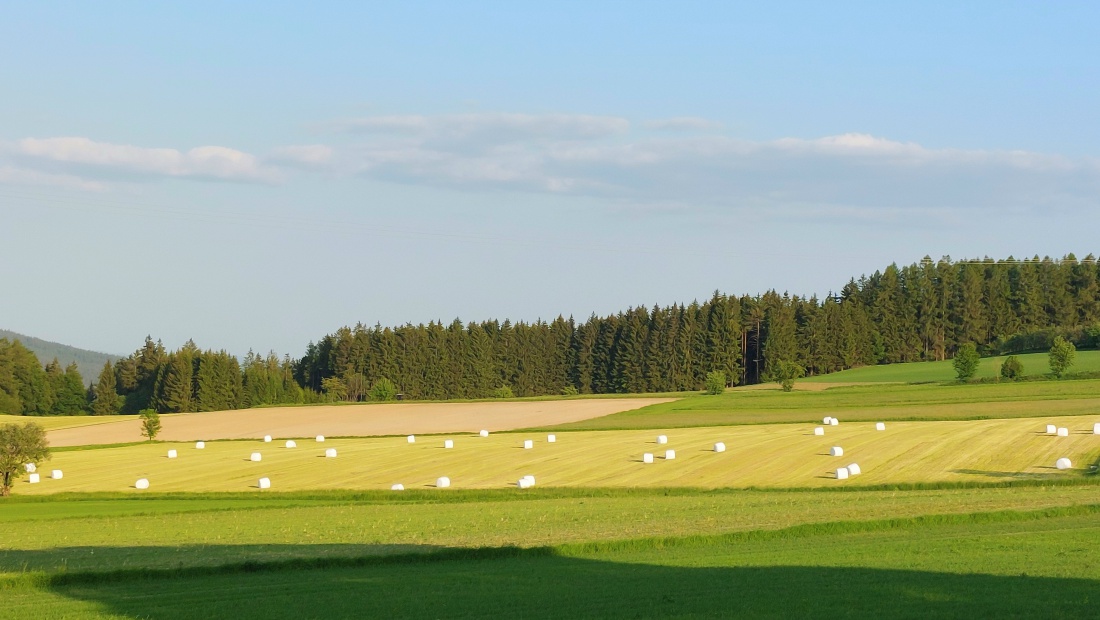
left=0, top=329, right=120, bottom=385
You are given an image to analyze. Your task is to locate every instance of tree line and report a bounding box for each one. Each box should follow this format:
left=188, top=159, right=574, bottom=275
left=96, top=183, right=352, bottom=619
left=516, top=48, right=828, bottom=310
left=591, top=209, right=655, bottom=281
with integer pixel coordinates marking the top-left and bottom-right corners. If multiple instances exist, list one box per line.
left=3, top=253, right=1100, bottom=415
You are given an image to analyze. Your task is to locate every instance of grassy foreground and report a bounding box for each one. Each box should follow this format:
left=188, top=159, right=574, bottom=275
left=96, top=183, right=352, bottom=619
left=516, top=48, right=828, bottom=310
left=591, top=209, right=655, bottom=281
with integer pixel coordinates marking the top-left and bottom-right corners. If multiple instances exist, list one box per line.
left=4, top=505, right=1099, bottom=618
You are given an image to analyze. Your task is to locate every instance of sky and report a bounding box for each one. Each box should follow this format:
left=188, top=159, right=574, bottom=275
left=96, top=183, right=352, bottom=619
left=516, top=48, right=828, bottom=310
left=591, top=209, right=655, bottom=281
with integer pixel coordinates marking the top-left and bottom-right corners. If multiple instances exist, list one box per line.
left=1, top=1, right=1098, bottom=358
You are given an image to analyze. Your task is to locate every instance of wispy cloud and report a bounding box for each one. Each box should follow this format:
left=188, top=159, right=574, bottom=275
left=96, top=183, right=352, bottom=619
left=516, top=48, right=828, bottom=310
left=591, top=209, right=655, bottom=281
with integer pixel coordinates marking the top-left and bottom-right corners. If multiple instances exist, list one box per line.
left=643, top=117, right=724, bottom=132
left=5, top=137, right=282, bottom=185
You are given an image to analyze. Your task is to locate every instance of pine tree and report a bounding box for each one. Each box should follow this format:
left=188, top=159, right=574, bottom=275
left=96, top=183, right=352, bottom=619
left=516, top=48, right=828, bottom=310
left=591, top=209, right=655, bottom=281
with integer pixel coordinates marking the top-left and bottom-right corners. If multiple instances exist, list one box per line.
left=91, top=361, right=120, bottom=416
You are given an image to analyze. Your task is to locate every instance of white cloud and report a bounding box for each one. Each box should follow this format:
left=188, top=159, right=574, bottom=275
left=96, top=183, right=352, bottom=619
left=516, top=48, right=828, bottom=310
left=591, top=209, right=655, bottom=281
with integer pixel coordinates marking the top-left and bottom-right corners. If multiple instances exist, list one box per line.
left=267, top=144, right=335, bottom=167
left=9, top=137, right=281, bottom=184
left=328, top=115, right=1100, bottom=217
left=643, top=117, right=724, bottom=132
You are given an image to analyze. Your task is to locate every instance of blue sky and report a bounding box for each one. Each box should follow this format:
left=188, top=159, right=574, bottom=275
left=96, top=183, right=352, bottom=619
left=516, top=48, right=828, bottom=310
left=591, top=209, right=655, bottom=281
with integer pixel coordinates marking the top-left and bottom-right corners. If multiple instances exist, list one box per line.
left=2, top=1, right=1098, bottom=357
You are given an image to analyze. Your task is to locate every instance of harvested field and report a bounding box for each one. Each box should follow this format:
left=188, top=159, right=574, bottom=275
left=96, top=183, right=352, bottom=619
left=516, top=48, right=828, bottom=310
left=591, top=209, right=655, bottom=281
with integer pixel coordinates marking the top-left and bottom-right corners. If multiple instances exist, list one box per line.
left=45, top=398, right=675, bottom=447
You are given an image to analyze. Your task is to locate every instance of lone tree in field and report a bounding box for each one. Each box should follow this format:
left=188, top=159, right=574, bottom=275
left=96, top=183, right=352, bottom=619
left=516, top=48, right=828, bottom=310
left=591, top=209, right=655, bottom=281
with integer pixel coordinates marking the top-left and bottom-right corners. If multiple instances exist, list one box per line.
left=773, top=361, right=805, bottom=392
left=953, top=343, right=980, bottom=381
left=139, top=409, right=161, bottom=441
left=1000, top=355, right=1023, bottom=380
left=0, top=422, right=50, bottom=496
left=704, top=370, right=726, bottom=395
left=1049, top=336, right=1076, bottom=378
left=369, top=377, right=398, bottom=401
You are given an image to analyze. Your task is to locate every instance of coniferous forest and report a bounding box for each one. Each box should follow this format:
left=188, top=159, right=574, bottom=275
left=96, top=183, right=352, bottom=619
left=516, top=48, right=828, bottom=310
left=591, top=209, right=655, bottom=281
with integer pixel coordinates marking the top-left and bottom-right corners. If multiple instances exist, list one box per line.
left=4, top=254, right=1100, bottom=415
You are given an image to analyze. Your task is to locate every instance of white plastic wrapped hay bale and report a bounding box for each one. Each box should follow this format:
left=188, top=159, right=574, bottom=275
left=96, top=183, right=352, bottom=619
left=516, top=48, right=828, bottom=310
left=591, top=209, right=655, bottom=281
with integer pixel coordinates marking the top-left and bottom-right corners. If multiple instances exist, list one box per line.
left=642, top=452, right=654, bottom=463
left=195, top=441, right=205, bottom=449
left=829, top=418, right=839, bottom=426
left=1056, top=457, right=1072, bottom=470
left=836, top=467, right=849, bottom=480
left=135, top=478, right=149, bottom=490
left=264, top=435, right=272, bottom=443
left=1046, top=424, right=1057, bottom=435
left=167, top=449, right=177, bottom=459
left=391, top=483, right=404, bottom=491
left=1094, top=423, right=1100, bottom=435
left=523, top=440, right=533, bottom=449
left=479, top=430, right=489, bottom=437
left=522, top=475, right=535, bottom=486
left=823, top=416, right=832, bottom=425
left=1057, top=427, right=1069, bottom=437
left=325, top=448, right=337, bottom=458
left=656, top=435, right=668, bottom=445
left=665, top=449, right=676, bottom=460
left=847, top=463, right=861, bottom=475
left=444, top=439, right=454, bottom=449
left=713, top=442, right=726, bottom=453
left=28, top=473, right=40, bottom=484
left=24, top=463, right=36, bottom=473
left=315, top=435, right=325, bottom=442
left=814, top=427, right=825, bottom=436
left=547, top=434, right=556, bottom=443
left=250, top=452, right=262, bottom=462
left=51, top=470, right=63, bottom=480
left=285, top=440, right=297, bottom=448
left=435, top=476, right=451, bottom=488
left=517, top=477, right=533, bottom=489
left=875, top=422, right=886, bottom=431
left=258, top=477, right=271, bottom=489
left=830, top=446, right=844, bottom=457
left=407, top=435, right=416, bottom=443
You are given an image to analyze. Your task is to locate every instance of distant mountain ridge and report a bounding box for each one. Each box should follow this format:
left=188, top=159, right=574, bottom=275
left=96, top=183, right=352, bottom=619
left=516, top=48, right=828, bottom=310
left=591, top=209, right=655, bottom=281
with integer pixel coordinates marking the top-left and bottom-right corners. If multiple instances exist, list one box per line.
left=0, top=329, right=121, bottom=386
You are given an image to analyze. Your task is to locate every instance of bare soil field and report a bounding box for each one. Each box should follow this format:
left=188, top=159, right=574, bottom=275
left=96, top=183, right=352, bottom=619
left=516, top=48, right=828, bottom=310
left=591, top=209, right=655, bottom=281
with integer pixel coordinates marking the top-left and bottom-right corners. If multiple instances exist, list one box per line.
left=45, top=398, right=676, bottom=447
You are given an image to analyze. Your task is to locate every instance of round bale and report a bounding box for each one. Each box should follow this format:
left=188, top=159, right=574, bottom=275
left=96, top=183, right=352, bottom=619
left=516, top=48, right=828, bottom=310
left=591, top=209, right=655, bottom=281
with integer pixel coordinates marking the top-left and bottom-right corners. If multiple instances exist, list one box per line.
left=435, top=476, right=451, bottom=488
left=830, top=446, right=844, bottom=457
left=1056, top=457, right=1072, bottom=470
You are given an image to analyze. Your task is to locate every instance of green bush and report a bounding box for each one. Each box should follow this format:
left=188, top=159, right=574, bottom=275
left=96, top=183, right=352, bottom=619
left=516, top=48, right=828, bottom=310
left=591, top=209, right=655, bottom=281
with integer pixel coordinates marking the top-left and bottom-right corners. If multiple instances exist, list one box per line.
left=561, top=385, right=579, bottom=397
left=953, top=343, right=980, bottom=381
left=492, top=385, right=515, bottom=399
left=369, top=377, right=398, bottom=402
left=773, top=361, right=805, bottom=392
left=704, top=371, right=726, bottom=395
left=1000, top=356, right=1023, bottom=380
left=139, top=409, right=161, bottom=441
left=1049, top=336, right=1077, bottom=378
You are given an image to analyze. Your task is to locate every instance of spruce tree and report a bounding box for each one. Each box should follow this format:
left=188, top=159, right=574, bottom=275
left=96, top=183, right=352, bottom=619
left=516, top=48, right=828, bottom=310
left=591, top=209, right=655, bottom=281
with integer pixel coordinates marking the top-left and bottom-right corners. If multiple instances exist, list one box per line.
left=91, top=361, right=120, bottom=416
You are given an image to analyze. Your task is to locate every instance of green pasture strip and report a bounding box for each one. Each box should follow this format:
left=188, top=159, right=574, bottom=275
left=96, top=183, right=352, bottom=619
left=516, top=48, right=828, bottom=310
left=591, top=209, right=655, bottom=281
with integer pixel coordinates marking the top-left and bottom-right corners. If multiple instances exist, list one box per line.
left=253, top=390, right=688, bottom=408
left=4, top=508, right=1099, bottom=619
left=3, top=484, right=1099, bottom=575
left=5, top=476, right=1100, bottom=522
left=803, top=349, right=1100, bottom=383
left=550, top=379, right=1100, bottom=430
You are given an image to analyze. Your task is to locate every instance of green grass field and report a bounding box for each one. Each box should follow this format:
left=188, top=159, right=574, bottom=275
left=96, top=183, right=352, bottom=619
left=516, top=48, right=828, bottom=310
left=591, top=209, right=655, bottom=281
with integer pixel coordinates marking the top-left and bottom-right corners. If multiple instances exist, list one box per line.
left=802, top=349, right=1100, bottom=383
left=5, top=374, right=1100, bottom=618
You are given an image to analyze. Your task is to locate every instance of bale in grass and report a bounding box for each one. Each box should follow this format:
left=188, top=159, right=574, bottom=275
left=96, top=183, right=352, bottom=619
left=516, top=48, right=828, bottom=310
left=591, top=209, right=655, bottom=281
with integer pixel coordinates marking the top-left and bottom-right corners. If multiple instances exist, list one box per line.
left=847, top=463, right=861, bottom=475
left=258, top=477, right=271, bottom=489
left=24, top=463, right=36, bottom=473
left=829, top=418, right=839, bottom=426
left=407, top=435, right=416, bottom=443
left=250, top=452, right=262, bottom=462
left=195, top=441, right=205, bottom=449
left=714, top=442, right=726, bottom=453
left=167, top=449, right=177, bottom=459
left=435, top=476, right=450, bottom=488
left=1056, top=457, right=1072, bottom=470
left=285, top=440, right=296, bottom=448
left=830, top=446, right=844, bottom=457
left=523, top=440, right=533, bottom=449
left=28, top=473, right=40, bottom=484
left=1094, top=423, right=1100, bottom=435
left=665, top=449, right=676, bottom=460
left=391, top=483, right=404, bottom=491
left=547, top=434, right=556, bottom=443
left=479, top=430, right=489, bottom=437
left=875, top=422, right=886, bottom=431
left=656, top=435, right=668, bottom=445
left=135, top=478, right=149, bottom=490
left=444, top=439, right=454, bottom=449
left=1057, top=427, right=1069, bottom=437
left=316, top=435, right=325, bottom=442
left=517, top=478, right=533, bottom=489
left=51, top=470, right=63, bottom=480
left=1046, top=424, right=1057, bottom=435
left=836, top=467, right=849, bottom=480
left=522, top=475, right=535, bottom=485
left=325, top=448, right=337, bottom=458
left=642, top=453, right=654, bottom=463
left=823, top=416, right=832, bottom=425
left=264, top=435, right=272, bottom=443
left=814, top=427, right=825, bottom=436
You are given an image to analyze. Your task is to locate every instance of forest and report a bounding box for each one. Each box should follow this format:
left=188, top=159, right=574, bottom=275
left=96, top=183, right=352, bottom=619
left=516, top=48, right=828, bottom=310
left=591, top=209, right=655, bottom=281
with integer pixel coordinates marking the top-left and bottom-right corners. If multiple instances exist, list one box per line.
left=2, top=254, right=1100, bottom=415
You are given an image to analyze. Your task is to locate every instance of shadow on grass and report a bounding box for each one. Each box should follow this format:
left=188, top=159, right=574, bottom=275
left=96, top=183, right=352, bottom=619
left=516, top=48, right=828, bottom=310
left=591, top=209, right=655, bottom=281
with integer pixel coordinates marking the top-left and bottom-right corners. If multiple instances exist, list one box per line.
left=20, top=548, right=1100, bottom=619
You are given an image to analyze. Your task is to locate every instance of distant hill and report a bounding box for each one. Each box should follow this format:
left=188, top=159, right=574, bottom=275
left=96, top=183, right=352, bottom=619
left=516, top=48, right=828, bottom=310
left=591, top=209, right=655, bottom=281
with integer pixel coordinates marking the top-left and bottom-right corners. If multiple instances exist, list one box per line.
left=0, top=329, right=121, bottom=386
